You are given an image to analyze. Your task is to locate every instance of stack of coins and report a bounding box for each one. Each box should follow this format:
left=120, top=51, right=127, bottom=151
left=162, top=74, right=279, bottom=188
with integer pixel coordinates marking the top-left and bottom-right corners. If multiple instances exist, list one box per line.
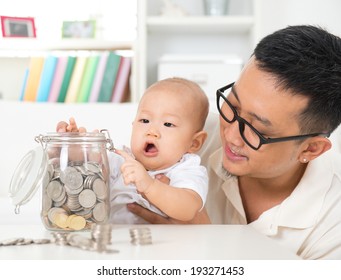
left=91, top=224, right=112, bottom=252
left=54, top=223, right=117, bottom=253
left=129, top=227, right=152, bottom=245
left=42, top=160, right=109, bottom=230
left=51, top=232, right=69, bottom=246
left=66, top=233, right=96, bottom=251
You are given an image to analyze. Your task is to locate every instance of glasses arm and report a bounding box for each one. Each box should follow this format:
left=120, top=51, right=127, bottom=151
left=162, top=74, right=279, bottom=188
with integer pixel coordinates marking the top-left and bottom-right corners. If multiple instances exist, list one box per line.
left=259, top=132, right=330, bottom=145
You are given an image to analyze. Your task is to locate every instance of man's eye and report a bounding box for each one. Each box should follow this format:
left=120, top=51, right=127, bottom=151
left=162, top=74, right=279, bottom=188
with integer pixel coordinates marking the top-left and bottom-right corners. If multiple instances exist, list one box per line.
left=140, top=119, right=149, bottom=123
left=164, top=122, right=174, bottom=127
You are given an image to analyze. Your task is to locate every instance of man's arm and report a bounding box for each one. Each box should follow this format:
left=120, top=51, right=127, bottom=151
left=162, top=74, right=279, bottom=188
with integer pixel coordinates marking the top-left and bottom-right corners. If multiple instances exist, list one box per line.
left=127, top=202, right=211, bottom=224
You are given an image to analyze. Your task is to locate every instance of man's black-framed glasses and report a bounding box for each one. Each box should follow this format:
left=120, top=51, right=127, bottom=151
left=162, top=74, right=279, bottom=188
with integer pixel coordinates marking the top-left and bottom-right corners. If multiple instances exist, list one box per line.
left=216, top=82, right=330, bottom=150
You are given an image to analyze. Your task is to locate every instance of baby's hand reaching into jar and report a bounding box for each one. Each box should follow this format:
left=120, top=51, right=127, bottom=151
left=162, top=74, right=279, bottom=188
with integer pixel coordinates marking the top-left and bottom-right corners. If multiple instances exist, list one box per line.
left=56, top=117, right=87, bottom=133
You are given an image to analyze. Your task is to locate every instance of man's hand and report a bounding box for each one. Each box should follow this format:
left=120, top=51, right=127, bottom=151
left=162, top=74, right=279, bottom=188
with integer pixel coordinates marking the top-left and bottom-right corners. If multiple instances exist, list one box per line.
left=127, top=202, right=211, bottom=224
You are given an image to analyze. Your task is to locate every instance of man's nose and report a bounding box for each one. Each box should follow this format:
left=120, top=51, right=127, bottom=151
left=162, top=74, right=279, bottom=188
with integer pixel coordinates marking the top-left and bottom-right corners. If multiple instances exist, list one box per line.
left=222, top=119, right=243, bottom=146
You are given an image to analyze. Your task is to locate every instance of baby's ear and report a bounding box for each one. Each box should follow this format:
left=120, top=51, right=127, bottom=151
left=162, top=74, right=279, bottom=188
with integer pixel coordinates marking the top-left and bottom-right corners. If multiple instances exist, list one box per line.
left=188, top=131, right=208, bottom=153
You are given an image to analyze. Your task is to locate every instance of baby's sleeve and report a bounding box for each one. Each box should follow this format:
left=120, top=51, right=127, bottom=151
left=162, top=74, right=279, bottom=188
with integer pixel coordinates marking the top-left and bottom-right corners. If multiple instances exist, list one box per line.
left=167, top=154, right=209, bottom=208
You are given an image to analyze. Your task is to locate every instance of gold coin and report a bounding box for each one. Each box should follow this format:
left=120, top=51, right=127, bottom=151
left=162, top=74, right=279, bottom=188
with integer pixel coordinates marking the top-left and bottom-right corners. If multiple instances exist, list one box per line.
left=69, top=215, right=86, bottom=230
left=54, top=213, right=69, bottom=229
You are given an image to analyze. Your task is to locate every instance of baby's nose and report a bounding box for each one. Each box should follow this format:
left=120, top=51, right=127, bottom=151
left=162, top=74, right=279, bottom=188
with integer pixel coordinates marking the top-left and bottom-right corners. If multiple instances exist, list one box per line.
left=147, top=129, right=160, bottom=138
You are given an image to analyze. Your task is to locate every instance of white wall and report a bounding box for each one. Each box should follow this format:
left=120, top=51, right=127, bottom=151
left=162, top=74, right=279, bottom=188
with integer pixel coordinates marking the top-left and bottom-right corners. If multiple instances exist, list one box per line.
left=256, top=0, right=341, bottom=39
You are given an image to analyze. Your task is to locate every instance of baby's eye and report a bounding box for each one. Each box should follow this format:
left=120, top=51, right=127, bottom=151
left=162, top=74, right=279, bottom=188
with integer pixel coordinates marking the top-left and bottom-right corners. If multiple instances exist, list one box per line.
left=139, top=119, right=149, bottom=123
left=164, top=122, right=175, bottom=127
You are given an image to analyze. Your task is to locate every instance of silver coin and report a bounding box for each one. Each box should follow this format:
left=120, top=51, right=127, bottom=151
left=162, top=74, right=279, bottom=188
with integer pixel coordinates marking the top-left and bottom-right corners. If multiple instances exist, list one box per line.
left=42, top=196, right=53, bottom=211
left=92, top=178, right=107, bottom=200
left=92, top=202, right=107, bottom=222
left=0, top=238, right=25, bottom=246
left=67, top=234, right=96, bottom=251
left=61, top=167, right=83, bottom=189
left=102, top=248, right=119, bottom=254
left=46, top=180, right=64, bottom=201
left=84, top=162, right=101, bottom=173
left=32, top=238, right=51, bottom=244
left=129, top=227, right=152, bottom=245
left=78, top=189, right=97, bottom=208
left=16, top=239, right=34, bottom=246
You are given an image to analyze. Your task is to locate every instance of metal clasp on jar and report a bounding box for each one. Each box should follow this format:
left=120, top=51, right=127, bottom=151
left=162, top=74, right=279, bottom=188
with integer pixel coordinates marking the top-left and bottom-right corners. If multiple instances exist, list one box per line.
left=35, top=134, right=49, bottom=149
left=100, top=129, right=115, bottom=152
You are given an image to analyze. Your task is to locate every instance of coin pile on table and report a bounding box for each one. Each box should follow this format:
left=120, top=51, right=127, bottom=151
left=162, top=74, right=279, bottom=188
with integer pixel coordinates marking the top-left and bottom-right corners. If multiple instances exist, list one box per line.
left=53, top=223, right=117, bottom=253
left=42, top=160, right=109, bottom=230
left=0, top=237, right=51, bottom=246
left=1, top=226, right=153, bottom=253
left=129, top=227, right=152, bottom=245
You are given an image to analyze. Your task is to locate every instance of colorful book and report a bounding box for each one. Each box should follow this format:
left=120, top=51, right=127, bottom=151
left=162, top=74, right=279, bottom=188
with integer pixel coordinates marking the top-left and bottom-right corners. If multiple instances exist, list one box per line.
left=88, top=51, right=109, bottom=102
left=36, top=55, right=58, bottom=102
left=97, top=51, right=121, bottom=102
left=48, top=56, right=68, bottom=102
left=19, top=68, right=29, bottom=101
left=57, top=56, right=77, bottom=102
left=76, top=54, right=100, bottom=102
left=23, top=57, right=45, bottom=102
left=65, top=56, right=88, bottom=103
left=111, top=56, right=132, bottom=103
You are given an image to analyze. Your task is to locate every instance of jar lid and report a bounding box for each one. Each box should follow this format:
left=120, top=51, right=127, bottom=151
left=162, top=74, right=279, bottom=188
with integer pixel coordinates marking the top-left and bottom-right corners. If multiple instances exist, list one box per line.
left=9, top=146, right=48, bottom=214
left=39, top=132, right=108, bottom=144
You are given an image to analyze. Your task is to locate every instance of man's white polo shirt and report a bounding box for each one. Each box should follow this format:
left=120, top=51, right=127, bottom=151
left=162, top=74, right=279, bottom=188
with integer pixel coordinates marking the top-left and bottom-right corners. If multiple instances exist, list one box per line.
left=205, top=147, right=341, bottom=260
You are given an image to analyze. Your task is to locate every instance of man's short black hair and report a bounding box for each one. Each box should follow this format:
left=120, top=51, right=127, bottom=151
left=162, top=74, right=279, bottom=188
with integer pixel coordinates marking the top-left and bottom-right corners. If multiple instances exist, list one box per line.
left=253, top=25, right=341, bottom=134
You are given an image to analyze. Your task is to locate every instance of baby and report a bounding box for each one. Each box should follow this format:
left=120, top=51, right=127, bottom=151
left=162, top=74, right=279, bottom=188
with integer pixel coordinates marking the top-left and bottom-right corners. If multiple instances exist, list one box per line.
left=57, top=77, right=209, bottom=223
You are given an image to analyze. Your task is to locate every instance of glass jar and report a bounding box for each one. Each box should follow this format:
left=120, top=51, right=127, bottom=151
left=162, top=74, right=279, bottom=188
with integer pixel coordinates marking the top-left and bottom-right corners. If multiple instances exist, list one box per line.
left=10, top=130, right=114, bottom=231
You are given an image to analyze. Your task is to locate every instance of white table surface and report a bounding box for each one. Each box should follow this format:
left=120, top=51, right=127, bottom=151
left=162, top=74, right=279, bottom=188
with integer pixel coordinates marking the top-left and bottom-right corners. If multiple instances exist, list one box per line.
left=0, top=224, right=299, bottom=260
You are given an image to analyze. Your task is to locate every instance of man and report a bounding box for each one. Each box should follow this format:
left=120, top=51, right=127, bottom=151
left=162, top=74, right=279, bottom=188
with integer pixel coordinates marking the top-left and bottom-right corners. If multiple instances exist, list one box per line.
left=128, top=25, right=341, bottom=259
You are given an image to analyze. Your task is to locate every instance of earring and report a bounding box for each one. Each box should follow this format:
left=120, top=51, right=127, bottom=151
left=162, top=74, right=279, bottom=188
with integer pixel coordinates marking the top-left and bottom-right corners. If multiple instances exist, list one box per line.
left=303, top=158, right=308, bottom=163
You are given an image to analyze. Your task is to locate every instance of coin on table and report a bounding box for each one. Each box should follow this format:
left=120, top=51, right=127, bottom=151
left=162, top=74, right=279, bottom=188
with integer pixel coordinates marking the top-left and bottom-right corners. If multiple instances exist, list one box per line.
left=78, top=189, right=97, bottom=208
left=16, top=239, right=34, bottom=246
left=32, top=238, right=51, bottom=245
left=129, top=227, right=152, bottom=245
left=67, top=234, right=96, bottom=251
left=0, top=238, right=25, bottom=246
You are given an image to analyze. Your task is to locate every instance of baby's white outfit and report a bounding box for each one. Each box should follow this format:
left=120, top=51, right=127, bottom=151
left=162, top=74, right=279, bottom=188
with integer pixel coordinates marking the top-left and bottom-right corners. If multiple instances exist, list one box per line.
left=108, top=149, right=208, bottom=224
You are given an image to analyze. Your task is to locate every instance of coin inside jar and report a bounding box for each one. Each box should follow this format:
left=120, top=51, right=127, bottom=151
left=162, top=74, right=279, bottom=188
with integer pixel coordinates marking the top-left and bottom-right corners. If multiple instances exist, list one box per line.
left=35, top=132, right=111, bottom=231
left=92, top=178, right=107, bottom=200
left=62, top=167, right=83, bottom=190
left=78, top=189, right=97, bottom=208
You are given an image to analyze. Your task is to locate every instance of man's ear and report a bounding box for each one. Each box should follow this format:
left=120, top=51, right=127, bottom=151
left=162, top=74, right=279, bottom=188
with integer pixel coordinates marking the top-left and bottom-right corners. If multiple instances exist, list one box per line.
left=299, top=137, right=332, bottom=163
left=188, top=131, right=208, bottom=153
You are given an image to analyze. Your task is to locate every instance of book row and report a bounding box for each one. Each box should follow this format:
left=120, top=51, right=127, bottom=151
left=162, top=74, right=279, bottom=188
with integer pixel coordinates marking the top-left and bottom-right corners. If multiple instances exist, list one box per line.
left=20, top=51, right=132, bottom=103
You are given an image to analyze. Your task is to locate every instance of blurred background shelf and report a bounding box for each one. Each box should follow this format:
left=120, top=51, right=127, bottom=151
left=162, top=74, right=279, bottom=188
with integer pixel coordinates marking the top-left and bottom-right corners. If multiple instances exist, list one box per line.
left=146, top=16, right=254, bottom=33
left=0, top=39, right=132, bottom=53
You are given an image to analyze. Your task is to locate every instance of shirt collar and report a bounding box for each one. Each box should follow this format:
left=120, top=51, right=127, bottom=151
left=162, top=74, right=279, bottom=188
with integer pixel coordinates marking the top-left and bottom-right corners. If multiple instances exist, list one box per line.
left=273, top=151, right=334, bottom=230
left=209, top=148, right=334, bottom=234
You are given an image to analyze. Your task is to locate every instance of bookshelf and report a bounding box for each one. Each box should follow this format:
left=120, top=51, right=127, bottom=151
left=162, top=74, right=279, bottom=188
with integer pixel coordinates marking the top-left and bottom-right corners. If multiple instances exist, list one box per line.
left=134, top=0, right=259, bottom=101
left=0, top=0, right=136, bottom=102
left=0, top=39, right=132, bottom=52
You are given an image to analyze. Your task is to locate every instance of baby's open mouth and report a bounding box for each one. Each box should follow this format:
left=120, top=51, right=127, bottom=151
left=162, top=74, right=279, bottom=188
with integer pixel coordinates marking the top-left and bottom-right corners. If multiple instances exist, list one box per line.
left=145, top=143, right=158, bottom=153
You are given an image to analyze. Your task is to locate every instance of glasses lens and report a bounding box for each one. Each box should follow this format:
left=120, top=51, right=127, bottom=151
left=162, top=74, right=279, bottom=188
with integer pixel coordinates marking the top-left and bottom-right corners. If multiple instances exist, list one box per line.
left=218, top=95, right=235, bottom=123
left=240, top=122, right=261, bottom=150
